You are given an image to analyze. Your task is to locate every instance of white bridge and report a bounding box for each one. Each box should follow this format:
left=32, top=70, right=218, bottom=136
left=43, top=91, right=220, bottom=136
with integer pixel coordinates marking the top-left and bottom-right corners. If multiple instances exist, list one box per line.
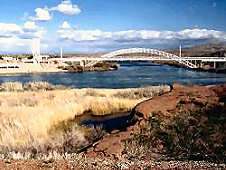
left=52, top=48, right=226, bottom=69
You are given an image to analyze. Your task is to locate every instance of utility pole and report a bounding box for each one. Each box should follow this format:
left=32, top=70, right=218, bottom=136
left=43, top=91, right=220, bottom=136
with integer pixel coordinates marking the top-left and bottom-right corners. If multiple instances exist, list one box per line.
left=179, top=44, right=182, bottom=57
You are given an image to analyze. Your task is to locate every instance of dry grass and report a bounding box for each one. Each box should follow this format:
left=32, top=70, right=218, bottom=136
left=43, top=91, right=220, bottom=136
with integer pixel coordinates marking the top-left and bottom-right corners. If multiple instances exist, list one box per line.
left=0, top=82, right=170, bottom=152
left=0, top=82, right=23, bottom=91
left=113, top=86, right=169, bottom=99
left=0, top=81, right=68, bottom=92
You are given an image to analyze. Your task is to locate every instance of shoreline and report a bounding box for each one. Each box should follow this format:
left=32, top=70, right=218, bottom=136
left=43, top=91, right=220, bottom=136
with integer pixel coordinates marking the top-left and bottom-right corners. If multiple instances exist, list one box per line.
left=0, top=61, right=225, bottom=75
left=152, top=60, right=226, bottom=73
left=0, top=62, right=66, bottom=74
left=0, top=61, right=119, bottom=74
left=0, top=70, right=68, bottom=76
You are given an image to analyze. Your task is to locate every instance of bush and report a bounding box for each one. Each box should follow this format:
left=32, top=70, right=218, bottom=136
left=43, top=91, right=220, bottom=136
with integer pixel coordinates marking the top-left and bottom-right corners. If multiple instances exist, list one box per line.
left=84, top=89, right=106, bottom=97
left=24, top=81, right=54, bottom=91
left=114, top=86, right=167, bottom=99
left=0, top=82, right=23, bottom=91
left=124, top=106, right=226, bottom=162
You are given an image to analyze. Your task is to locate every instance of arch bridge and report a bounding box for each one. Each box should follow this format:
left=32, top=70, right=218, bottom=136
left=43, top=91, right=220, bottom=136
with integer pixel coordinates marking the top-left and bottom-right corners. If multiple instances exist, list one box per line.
left=52, top=48, right=226, bottom=69
left=101, top=48, right=197, bottom=68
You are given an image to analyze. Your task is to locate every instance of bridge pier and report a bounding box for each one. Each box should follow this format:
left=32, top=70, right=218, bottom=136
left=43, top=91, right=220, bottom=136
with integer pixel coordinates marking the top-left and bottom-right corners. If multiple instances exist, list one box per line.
left=80, top=60, right=86, bottom=67
left=214, top=61, right=216, bottom=69
left=200, top=61, right=203, bottom=68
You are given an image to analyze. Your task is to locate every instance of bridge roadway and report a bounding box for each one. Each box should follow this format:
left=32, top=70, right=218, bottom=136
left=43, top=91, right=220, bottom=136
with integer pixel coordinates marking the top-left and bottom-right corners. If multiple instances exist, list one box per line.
left=50, top=56, right=226, bottom=62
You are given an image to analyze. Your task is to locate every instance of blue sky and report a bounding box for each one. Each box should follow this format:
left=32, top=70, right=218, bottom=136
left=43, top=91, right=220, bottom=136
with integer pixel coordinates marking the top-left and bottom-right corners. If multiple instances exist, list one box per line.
left=0, top=0, right=226, bottom=53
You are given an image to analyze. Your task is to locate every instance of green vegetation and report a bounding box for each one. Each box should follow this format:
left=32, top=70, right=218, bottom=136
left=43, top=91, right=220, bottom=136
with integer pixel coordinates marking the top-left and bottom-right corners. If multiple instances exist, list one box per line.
left=124, top=105, right=226, bottom=163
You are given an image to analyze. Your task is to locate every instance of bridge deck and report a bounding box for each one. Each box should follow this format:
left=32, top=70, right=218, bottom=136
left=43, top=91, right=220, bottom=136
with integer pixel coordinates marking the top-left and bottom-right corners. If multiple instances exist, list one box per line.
left=50, top=57, right=226, bottom=62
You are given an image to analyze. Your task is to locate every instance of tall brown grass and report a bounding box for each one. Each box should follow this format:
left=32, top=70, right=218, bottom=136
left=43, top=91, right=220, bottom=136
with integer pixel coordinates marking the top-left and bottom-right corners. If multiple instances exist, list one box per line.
left=0, top=82, right=170, bottom=153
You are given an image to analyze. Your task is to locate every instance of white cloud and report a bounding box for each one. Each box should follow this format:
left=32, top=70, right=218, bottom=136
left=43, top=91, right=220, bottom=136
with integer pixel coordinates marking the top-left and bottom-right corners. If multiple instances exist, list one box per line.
left=33, top=8, right=52, bottom=21
left=178, top=29, right=224, bottom=39
left=23, top=21, right=38, bottom=31
left=58, top=25, right=226, bottom=42
left=58, top=29, right=104, bottom=41
left=28, top=1, right=81, bottom=22
left=56, top=25, right=226, bottom=52
left=50, top=0, right=81, bottom=16
left=0, top=21, right=47, bottom=53
left=22, top=21, right=46, bottom=39
left=0, top=23, right=22, bottom=37
left=0, top=22, right=46, bottom=41
left=61, top=21, right=71, bottom=29
left=0, top=37, right=30, bottom=51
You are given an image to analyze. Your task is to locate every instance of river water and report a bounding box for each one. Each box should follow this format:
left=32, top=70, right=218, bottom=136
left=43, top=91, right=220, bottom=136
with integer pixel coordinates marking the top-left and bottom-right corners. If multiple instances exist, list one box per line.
left=0, top=62, right=226, bottom=88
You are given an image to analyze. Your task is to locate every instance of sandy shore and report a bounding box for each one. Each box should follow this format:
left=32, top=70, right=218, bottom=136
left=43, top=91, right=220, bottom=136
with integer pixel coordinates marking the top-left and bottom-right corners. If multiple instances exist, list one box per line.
left=0, top=63, right=66, bottom=74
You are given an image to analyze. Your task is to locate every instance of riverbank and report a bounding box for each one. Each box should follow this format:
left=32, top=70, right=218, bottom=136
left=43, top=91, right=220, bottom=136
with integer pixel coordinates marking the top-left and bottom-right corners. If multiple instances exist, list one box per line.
left=0, top=82, right=170, bottom=153
left=0, top=83, right=225, bottom=169
left=152, top=60, right=226, bottom=73
left=0, top=61, right=119, bottom=74
left=0, top=63, right=65, bottom=74
left=82, top=83, right=226, bottom=169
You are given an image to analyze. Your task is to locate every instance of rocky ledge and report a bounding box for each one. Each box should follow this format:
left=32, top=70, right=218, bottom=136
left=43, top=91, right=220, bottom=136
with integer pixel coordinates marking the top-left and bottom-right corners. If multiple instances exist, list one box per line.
left=85, top=83, right=226, bottom=168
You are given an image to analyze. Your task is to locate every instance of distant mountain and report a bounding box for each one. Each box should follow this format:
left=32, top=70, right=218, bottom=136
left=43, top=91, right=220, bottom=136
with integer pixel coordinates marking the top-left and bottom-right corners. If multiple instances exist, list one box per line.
left=168, top=42, right=226, bottom=57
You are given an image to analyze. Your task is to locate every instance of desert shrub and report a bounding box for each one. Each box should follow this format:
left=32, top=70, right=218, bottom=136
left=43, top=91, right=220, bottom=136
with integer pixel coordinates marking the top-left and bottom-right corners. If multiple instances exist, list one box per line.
left=84, top=89, right=106, bottom=97
left=0, top=81, right=69, bottom=92
left=47, top=120, right=104, bottom=153
left=93, top=62, right=105, bottom=67
left=0, top=82, right=23, bottom=91
left=21, top=98, right=38, bottom=107
left=124, top=106, right=226, bottom=162
left=114, top=86, right=168, bottom=99
left=24, top=81, right=54, bottom=91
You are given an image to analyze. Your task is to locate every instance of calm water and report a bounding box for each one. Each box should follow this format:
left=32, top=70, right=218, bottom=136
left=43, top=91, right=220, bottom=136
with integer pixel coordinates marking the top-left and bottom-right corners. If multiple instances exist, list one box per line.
left=0, top=62, right=226, bottom=88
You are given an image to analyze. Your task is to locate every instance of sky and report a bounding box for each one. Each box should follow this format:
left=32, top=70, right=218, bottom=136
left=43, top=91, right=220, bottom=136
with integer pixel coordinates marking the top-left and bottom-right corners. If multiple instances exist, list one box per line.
left=0, top=0, right=226, bottom=54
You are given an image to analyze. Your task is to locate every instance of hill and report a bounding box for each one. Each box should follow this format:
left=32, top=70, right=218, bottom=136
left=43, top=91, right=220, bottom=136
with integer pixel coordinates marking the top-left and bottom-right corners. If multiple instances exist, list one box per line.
left=168, top=42, right=226, bottom=57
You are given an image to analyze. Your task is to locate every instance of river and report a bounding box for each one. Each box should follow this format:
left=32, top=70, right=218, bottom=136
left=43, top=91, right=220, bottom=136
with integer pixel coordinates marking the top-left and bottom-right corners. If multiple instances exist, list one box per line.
left=0, top=62, right=226, bottom=88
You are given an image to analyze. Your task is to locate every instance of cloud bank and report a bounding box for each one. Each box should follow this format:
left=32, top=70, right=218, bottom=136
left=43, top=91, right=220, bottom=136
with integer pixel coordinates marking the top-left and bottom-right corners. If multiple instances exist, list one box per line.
left=58, top=23, right=226, bottom=42
left=1, top=20, right=226, bottom=53
left=56, top=22, right=226, bottom=52
left=0, top=22, right=45, bottom=39
left=0, top=22, right=46, bottom=53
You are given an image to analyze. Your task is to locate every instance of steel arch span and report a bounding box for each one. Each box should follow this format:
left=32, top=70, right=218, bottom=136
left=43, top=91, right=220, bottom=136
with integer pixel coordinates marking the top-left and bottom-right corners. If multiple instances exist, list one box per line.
left=101, top=48, right=198, bottom=68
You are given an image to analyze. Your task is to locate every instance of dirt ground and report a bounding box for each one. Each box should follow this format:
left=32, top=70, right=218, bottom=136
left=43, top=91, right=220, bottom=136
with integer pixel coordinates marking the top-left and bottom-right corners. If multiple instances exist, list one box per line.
left=0, top=84, right=225, bottom=169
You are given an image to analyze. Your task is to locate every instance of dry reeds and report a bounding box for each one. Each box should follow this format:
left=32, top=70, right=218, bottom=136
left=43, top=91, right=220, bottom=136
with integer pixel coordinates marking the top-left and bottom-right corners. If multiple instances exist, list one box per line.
left=0, top=84, right=170, bottom=153
left=113, top=85, right=170, bottom=99
left=0, top=81, right=68, bottom=92
left=23, top=81, right=54, bottom=91
left=0, top=82, right=23, bottom=91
